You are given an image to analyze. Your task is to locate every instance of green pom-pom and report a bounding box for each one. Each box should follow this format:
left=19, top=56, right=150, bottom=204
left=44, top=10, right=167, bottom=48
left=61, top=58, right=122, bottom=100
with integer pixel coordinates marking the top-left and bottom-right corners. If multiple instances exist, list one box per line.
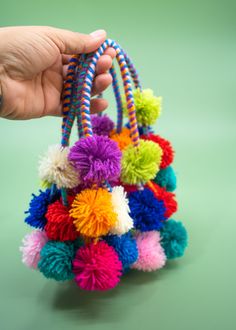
left=121, top=140, right=163, bottom=185
left=122, top=88, right=162, bottom=126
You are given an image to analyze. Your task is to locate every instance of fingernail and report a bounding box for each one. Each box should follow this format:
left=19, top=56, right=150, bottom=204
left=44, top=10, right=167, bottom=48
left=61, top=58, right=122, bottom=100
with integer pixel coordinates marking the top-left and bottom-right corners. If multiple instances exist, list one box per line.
left=90, top=29, right=106, bottom=38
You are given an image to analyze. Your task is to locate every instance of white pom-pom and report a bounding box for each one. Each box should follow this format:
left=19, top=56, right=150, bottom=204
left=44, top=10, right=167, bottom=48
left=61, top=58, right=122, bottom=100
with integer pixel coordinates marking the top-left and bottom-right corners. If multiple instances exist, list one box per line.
left=110, top=186, right=133, bottom=235
left=39, top=144, right=80, bottom=189
left=20, top=230, right=48, bottom=269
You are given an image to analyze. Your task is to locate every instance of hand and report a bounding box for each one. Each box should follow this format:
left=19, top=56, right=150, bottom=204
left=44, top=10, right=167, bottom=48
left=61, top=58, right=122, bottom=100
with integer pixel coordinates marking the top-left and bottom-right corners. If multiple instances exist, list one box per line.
left=0, top=26, right=115, bottom=119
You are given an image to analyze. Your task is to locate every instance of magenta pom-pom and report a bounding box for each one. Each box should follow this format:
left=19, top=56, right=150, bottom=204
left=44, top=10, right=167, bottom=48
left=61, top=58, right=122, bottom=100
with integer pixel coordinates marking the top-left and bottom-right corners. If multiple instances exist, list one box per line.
left=132, top=231, right=166, bottom=272
left=69, top=135, right=122, bottom=184
left=91, top=114, right=114, bottom=136
left=72, top=241, right=122, bottom=291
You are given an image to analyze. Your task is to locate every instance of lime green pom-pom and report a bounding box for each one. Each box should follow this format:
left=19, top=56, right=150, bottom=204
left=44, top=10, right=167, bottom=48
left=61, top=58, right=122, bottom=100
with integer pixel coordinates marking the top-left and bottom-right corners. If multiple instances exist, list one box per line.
left=122, top=88, right=162, bottom=126
left=121, top=140, right=163, bottom=185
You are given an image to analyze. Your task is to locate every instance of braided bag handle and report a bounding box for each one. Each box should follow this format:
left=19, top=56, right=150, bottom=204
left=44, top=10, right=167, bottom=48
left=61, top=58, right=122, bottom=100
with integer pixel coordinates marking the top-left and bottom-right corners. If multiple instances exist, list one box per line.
left=65, top=39, right=139, bottom=146
left=61, top=40, right=142, bottom=145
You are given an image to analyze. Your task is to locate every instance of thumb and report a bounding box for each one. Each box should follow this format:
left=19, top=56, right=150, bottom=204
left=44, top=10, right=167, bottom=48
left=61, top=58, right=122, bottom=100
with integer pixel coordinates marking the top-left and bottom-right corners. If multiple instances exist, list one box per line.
left=47, top=27, right=107, bottom=54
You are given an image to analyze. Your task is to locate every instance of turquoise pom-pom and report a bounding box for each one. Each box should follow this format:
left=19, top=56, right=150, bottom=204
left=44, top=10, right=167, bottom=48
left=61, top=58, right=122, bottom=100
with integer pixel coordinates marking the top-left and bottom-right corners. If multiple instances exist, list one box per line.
left=153, top=166, right=177, bottom=192
left=38, top=241, right=76, bottom=281
left=160, top=219, right=188, bottom=259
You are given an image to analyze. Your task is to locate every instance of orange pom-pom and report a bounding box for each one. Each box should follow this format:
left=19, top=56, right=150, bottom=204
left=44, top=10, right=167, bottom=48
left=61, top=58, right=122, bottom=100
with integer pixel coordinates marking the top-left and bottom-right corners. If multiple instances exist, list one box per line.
left=110, top=128, right=132, bottom=151
left=69, top=188, right=117, bottom=238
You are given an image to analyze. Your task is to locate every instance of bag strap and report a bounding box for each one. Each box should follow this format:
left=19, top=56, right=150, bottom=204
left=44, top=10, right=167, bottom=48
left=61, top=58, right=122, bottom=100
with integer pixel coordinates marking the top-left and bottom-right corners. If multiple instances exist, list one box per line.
left=61, top=39, right=141, bottom=147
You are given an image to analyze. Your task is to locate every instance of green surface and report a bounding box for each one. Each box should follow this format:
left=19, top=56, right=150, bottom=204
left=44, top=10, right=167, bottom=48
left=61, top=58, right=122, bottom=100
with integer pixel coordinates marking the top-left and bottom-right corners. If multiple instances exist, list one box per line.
left=0, top=0, right=236, bottom=329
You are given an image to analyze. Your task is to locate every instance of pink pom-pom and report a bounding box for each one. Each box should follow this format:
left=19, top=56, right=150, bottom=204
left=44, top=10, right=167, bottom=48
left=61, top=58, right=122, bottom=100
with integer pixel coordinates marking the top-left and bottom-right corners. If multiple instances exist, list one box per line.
left=132, top=231, right=166, bottom=272
left=72, top=241, right=122, bottom=291
left=20, top=230, right=48, bottom=269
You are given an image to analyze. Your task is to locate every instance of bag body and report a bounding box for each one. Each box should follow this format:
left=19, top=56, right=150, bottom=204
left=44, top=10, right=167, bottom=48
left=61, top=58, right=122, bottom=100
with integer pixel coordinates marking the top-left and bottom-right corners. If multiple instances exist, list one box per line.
left=20, top=39, right=188, bottom=291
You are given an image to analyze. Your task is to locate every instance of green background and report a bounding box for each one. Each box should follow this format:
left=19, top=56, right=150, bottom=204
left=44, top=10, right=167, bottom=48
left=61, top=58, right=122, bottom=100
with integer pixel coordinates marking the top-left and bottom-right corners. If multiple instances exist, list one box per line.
left=0, top=0, right=235, bottom=329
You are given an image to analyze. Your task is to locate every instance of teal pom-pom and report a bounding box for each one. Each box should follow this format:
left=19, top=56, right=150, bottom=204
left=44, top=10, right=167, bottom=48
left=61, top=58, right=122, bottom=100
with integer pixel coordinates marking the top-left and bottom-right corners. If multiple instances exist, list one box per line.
left=38, top=241, right=76, bottom=281
left=160, top=219, right=188, bottom=259
left=153, top=166, right=177, bottom=192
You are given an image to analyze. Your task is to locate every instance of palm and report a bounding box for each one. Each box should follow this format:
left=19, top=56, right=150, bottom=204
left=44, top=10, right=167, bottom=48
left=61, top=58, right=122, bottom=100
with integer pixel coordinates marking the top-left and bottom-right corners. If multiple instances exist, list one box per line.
left=0, top=26, right=113, bottom=120
left=2, top=40, right=64, bottom=119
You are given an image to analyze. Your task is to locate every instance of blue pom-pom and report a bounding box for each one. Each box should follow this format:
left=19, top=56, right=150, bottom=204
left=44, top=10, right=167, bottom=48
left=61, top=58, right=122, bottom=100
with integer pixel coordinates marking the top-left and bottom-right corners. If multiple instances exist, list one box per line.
left=25, top=187, right=60, bottom=229
left=25, top=189, right=51, bottom=229
left=104, top=232, right=138, bottom=271
left=160, top=219, right=188, bottom=259
left=153, top=166, right=177, bottom=192
left=125, top=122, right=154, bottom=135
left=38, top=241, right=76, bottom=281
left=129, top=189, right=167, bottom=232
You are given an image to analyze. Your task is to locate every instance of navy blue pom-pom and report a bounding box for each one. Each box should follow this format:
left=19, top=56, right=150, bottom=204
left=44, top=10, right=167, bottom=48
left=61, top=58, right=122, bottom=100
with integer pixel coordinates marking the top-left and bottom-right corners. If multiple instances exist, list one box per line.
left=153, top=166, right=177, bottom=192
left=129, top=188, right=167, bottom=232
left=125, top=122, right=153, bottom=135
left=104, top=232, right=138, bottom=271
left=25, top=189, right=51, bottom=229
left=160, top=219, right=188, bottom=259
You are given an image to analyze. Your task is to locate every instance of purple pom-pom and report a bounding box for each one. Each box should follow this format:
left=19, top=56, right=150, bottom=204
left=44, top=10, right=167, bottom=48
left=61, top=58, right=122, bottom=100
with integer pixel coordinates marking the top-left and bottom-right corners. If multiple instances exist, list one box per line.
left=69, top=135, right=122, bottom=183
left=91, top=114, right=114, bottom=136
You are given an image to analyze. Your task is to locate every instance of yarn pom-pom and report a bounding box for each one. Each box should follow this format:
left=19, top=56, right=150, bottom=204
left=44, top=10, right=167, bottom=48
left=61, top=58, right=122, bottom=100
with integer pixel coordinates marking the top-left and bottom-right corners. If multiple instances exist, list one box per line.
left=141, top=134, right=174, bottom=169
left=20, top=230, right=48, bottom=269
left=25, top=189, right=52, bottom=229
left=70, top=188, right=117, bottom=238
left=147, top=181, right=177, bottom=219
left=125, top=122, right=154, bottom=136
left=121, top=140, right=163, bottom=185
left=160, top=219, right=188, bottom=259
left=110, top=186, right=133, bottom=235
left=45, top=197, right=77, bottom=241
left=129, top=188, right=167, bottom=231
left=122, top=88, right=162, bottom=126
left=153, top=166, right=177, bottom=192
left=110, top=128, right=132, bottom=151
left=38, top=241, right=75, bottom=281
left=39, top=144, right=80, bottom=189
left=72, top=241, right=122, bottom=291
left=104, top=233, right=138, bottom=271
left=132, top=231, right=166, bottom=272
left=69, top=135, right=121, bottom=184
left=91, top=114, right=114, bottom=136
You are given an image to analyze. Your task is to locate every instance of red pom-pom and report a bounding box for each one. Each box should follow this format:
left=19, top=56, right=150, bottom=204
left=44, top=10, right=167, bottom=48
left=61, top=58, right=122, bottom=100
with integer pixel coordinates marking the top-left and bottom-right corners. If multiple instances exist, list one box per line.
left=146, top=181, right=178, bottom=218
left=72, top=241, right=122, bottom=291
left=141, top=134, right=174, bottom=169
left=116, top=180, right=138, bottom=194
left=45, top=197, right=78, bottom=241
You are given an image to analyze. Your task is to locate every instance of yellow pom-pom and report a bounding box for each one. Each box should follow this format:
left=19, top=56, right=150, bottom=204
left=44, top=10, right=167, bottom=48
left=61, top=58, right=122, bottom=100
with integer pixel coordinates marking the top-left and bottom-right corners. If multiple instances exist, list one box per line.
left=110, top=128, right=132, bottom=151
left=122, top=88, right=162, bottom=126
left=121, top=140, right=163, bottom=185
left=70, top=188, right=117, bottom=238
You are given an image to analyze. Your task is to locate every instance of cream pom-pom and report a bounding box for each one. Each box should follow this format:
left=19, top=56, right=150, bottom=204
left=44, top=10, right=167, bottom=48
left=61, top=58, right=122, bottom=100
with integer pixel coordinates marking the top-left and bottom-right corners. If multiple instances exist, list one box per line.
left=39, top=144, right=79, bottom=189
left=110, top=186, right=134, bottom=235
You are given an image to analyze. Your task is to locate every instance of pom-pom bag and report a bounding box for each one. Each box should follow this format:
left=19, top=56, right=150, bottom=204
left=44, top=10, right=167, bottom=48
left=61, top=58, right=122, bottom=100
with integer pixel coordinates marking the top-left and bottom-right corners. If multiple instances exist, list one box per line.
left=21, top=39, right=188, bottom=291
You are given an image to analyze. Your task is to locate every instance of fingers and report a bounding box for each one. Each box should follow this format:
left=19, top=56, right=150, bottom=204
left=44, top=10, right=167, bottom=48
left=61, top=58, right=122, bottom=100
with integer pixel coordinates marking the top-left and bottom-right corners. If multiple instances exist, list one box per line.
left=47, top=27, right=107, bottom=54
left=96, top=54, right=112, bottom=74
left=92, top=73, right=112, bottom=95
left=90, top=98, right=108, bottom=113
left=53, top=98, right=108, bottom=117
